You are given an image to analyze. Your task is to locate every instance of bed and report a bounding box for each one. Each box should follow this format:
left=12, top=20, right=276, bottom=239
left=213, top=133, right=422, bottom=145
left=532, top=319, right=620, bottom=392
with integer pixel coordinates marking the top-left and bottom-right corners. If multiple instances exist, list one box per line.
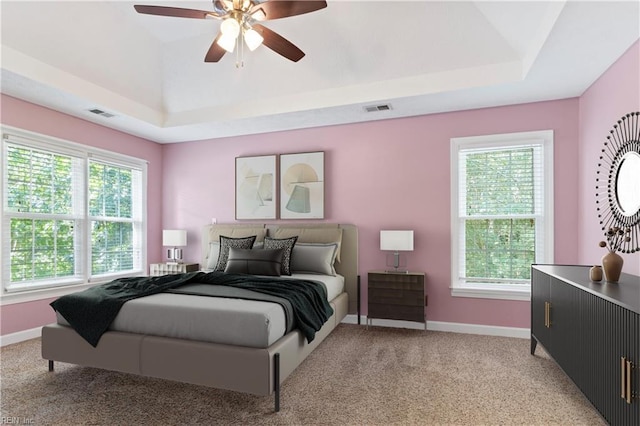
left=41, top=223, right=358, bottom=411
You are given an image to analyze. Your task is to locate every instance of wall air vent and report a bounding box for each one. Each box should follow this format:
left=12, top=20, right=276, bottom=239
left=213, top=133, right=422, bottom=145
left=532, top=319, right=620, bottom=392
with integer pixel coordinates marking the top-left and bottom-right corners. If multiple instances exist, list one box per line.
left=364, top=104, right=392, bottom=113
left=88, top=108, right=116, bottom=118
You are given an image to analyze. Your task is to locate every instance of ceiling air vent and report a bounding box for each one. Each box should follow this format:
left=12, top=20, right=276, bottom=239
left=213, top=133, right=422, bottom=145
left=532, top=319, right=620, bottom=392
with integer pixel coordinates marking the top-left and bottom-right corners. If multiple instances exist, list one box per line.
left=88, top=108, right=116, bottom=118
left=364, top=104, right=392, bottom=113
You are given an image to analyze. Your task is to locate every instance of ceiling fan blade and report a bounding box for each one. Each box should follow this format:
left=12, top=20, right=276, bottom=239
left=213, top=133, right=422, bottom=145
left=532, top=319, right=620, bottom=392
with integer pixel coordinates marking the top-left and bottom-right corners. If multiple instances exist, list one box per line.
left=253, top=24, right=305, bottom=62
left=250, top=1, right=327, bottom=21
left=205, top=34, right=227, bottom=62
left=134, top=5, right=222, bottom=19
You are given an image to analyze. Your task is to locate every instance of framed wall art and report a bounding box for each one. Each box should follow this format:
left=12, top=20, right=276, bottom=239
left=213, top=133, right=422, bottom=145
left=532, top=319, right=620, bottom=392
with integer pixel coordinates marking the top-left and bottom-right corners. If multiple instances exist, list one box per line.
left=280, top=151, right=324, bottom=219
left=235, top=155, right=277, bottom=220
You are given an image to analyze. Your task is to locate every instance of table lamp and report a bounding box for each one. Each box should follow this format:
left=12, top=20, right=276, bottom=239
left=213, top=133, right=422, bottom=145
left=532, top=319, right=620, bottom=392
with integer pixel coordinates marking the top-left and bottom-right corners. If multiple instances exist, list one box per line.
left=163, top=229, right=187, bottom=264
left=380, top=230, right=414, bottom=273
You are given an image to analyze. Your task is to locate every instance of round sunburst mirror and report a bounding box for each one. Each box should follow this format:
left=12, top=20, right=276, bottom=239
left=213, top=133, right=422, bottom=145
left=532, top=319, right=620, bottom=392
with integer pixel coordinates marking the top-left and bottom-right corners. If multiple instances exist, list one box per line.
left=596, top=111, right=640, bottom=253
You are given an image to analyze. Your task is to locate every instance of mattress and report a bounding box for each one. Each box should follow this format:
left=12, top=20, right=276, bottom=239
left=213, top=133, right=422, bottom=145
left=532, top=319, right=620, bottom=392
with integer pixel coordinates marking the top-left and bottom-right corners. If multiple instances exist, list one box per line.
left=56, top=273, right=344, bottom=348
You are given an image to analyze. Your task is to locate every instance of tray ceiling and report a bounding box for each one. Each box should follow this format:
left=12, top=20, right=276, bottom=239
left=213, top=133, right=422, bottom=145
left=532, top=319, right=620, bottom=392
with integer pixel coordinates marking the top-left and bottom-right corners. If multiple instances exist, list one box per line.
left=1, top=1, right=639, bottom=143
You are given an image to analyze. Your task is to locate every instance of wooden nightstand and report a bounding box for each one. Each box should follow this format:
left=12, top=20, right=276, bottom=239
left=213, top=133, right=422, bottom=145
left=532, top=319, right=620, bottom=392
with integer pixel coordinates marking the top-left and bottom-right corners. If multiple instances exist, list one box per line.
left=149, top=263, right=199, bottom=276
left=367, top=271, right=427, bottom=330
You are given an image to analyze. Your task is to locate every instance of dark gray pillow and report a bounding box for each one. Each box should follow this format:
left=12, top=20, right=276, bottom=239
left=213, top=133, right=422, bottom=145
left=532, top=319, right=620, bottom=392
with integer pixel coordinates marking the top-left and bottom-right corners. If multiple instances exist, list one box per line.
left=264, top=236, right=297, bottom=275
left=291, top=243, right=338, bottom=276
left=215, top=235, right=257, bottom=271
left=224, top=248, right=283, bottom=276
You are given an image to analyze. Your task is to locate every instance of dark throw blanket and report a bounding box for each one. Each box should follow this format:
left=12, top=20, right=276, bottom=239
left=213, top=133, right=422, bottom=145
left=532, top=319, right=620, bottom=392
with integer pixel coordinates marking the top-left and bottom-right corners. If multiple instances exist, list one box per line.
left=50, top=271, right=334, bottom=347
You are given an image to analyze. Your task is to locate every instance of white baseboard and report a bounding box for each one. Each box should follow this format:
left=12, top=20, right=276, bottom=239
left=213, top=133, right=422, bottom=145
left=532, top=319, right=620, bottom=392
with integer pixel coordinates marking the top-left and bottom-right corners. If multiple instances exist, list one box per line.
left=0, top=327, right=42, bottom=347
left=2, top=317, right=528, bottom=347
left=342, top=315, right=529, bottom=339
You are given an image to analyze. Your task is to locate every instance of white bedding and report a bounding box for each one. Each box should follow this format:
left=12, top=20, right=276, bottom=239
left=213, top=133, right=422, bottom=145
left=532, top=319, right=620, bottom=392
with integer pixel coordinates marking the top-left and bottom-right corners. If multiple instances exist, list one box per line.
left=56, top=273, right=344, bottom=348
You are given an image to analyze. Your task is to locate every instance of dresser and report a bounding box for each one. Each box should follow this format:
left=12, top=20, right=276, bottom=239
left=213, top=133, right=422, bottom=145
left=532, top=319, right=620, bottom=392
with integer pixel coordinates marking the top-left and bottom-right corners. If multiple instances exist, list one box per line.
left=367, top=271, right=426, bottom=329
left=531, top=264, right=639, bottom=425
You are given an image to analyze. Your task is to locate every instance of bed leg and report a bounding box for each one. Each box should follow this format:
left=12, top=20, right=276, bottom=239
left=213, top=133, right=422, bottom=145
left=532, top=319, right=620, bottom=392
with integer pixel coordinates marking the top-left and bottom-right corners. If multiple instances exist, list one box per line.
left=274, top=353, right=280, bottom=412
left=48, top=360, right=54, bottom=372
left=357, top=275, right=361, bottom=325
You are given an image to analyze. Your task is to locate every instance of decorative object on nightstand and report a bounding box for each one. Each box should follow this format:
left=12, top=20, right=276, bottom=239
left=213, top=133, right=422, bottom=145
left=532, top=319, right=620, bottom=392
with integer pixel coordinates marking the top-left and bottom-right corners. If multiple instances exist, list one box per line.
left=380, top=230, right=414, bottom=273
left=150, top=263, right=199, bottom=276
left=367, top=271, right=426, bottom=330
left=163, top=229, right=187, bottom=264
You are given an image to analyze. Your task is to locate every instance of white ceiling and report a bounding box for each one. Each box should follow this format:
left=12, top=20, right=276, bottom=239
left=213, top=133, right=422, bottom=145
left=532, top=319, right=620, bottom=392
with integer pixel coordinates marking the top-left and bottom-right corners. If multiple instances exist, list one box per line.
left=1, top=1, right=639, bottom=143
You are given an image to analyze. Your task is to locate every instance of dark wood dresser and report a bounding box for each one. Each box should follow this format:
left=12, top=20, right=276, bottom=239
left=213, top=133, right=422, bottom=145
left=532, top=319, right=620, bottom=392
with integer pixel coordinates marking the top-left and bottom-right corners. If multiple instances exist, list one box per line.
left=531, top=264, right=639, bottom=425
left=367, top=271, right=426, bottom=329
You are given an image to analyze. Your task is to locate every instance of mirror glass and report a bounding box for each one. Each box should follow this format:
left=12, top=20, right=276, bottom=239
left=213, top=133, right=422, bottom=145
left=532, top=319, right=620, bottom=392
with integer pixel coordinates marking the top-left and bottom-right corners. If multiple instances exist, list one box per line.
left=616, top=151, right=640, bottom=216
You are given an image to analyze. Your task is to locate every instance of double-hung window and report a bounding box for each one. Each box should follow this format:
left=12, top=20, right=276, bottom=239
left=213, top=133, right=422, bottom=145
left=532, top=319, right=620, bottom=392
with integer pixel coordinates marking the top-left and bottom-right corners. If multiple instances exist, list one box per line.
left=1, top=126, right=147, bottom=300
left=450, top=130, right=554, bottom=300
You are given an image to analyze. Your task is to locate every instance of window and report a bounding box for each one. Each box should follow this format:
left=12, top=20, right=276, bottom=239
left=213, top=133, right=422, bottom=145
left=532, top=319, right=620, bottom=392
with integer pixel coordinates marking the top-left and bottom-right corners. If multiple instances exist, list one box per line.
left=1, top=126, right=147, bottom=300
left=450, top=130, right=553, bottom=300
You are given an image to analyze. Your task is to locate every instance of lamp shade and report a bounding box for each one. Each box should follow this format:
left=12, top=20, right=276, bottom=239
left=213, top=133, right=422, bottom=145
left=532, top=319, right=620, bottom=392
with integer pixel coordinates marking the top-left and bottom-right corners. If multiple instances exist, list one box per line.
left=380, top=230, right=414, bottom=251
left=163, top=230, right=187, bottom=247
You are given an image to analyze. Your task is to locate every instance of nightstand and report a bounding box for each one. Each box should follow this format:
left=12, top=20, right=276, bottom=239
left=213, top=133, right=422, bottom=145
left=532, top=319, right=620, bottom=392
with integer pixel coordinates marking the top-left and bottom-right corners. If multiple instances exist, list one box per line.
left=367, top=271, right=427, bottom=330
left=149, top=263, right=199, bottom=276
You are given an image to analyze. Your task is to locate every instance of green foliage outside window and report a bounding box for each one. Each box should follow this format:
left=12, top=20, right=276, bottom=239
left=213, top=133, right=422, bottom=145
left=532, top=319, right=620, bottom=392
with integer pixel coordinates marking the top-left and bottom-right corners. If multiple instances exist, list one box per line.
left=463, top=148, right=536, bottom=282
left=465, top=219, right=535, bottom=280
left=6, top=144, right=140, bottom=285
left=10, top=219, right=75, bottom=282
left=89, top=162, right=135, bottom=275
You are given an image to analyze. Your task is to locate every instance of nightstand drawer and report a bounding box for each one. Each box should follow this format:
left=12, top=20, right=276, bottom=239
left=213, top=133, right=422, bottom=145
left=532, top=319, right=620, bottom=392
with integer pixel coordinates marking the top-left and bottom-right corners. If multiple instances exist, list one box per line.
left=150, top=263, right=199, bottom=276
left=368, top=304, right=424, bottom=322
left=368, top=288, right=423, bottom=306
left=367, top=271, right=426, bottom=325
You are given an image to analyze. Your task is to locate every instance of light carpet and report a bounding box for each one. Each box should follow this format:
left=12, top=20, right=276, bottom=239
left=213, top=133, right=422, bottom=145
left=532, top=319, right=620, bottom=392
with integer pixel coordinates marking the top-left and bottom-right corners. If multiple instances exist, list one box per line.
left=0, top=324, right=605, bottom=425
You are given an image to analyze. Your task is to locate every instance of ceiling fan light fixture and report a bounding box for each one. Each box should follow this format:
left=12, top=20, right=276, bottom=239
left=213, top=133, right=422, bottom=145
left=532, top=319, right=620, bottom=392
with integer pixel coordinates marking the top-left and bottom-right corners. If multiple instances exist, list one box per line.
left=217, top=32, right=236, bottom=53
left=220, top=17, right=240, bottom=38
left=251, top=8, right=266, bottom=21
left=244, top=28, right=264, bottom=51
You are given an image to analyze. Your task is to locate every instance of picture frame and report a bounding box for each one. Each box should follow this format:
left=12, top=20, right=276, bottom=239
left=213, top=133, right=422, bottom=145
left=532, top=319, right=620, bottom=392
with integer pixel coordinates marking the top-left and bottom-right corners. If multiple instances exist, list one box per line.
left=280, top=151, right=324, bottom=219
left=235, top=155, right=277, bottom=220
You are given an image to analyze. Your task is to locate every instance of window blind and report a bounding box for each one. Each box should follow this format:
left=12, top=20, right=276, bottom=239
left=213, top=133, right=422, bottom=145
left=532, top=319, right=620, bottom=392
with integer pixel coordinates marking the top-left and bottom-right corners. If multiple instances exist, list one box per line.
left=458, top=143, right=545, bottom=283
left=89, top=160, right=143, bottom=277
left=2, top=127, right=147, bottom=295
left=3, top=143, right=85, bottom=288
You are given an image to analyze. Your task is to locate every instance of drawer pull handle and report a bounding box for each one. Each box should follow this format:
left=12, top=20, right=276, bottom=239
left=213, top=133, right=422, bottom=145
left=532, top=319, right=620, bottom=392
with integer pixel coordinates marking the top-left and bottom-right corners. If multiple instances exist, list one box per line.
left=544, top=302, right=551, bottom=328
left=621, top=357, right=627, bottom=400
left=621, top=357, right=635, bottom=404
left=626, top=359, right=633, bottom=404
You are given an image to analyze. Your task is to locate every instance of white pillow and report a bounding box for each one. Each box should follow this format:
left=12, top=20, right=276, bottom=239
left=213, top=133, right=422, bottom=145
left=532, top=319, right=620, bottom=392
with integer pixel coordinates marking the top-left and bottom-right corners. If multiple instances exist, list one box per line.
left=206, top=242, right=221, bottom=270
left=290, top=243, right=338, bottom=276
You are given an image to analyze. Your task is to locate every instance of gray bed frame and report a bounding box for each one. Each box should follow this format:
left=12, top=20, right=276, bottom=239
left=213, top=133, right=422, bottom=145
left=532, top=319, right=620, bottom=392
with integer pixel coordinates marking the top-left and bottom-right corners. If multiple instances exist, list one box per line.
left=41, top=223, right=358, bottom=412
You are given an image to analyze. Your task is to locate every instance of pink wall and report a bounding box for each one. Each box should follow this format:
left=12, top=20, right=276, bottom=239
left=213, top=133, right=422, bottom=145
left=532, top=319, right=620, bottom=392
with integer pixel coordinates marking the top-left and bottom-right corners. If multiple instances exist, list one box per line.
left=162, top=98, right=581, bottom=329
left=578, top=40, right=640, bottom=276
left=0, top=95, right=164, bottom=335
left=3, top=37, right=637, bottom=338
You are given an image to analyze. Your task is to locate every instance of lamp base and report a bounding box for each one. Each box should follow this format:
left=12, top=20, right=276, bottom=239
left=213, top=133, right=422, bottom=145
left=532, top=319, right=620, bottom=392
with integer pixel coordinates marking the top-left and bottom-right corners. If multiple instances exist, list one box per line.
left=167, top=247, right=184, bottom=265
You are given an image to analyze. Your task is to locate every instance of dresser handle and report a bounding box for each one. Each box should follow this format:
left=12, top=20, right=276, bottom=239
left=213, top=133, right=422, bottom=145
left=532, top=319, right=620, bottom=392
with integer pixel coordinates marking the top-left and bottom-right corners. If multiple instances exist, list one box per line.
left=622, top=357, right=635, bottom=404
left=544, top=302, right=551, bottom=328
left=626, top=359, right=633, bottom=404
left=622, top=357, right=627, bottom=400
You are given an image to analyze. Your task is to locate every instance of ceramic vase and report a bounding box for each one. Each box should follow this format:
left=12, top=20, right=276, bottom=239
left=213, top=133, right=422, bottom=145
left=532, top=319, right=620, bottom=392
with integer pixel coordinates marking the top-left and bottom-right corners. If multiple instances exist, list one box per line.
left=589, top=265, right=603, bottom=282
left=601, top=251, right=624, bottom=282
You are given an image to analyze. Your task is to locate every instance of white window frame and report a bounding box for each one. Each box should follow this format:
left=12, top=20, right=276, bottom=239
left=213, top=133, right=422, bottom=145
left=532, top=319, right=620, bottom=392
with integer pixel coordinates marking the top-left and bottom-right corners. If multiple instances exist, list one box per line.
left=1, top=125, right=148, bottom=305
left=450, top=130, right=554, bottom=301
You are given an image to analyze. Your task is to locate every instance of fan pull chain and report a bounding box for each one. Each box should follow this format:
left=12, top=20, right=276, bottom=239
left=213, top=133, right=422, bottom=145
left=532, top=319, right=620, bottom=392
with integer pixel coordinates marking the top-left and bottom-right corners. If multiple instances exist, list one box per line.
left=235, top=30, right=245, bottom=68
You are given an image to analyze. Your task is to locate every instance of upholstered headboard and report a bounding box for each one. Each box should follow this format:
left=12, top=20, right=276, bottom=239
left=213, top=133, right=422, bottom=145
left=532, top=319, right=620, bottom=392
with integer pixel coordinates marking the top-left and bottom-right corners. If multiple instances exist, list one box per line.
left=202, top=223, right=359, bottom=314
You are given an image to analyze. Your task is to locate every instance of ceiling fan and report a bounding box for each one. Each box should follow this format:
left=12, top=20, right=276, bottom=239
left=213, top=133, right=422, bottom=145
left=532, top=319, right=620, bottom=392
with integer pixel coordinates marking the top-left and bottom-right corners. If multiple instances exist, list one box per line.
left=134, top=0, right=327, bottom=63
